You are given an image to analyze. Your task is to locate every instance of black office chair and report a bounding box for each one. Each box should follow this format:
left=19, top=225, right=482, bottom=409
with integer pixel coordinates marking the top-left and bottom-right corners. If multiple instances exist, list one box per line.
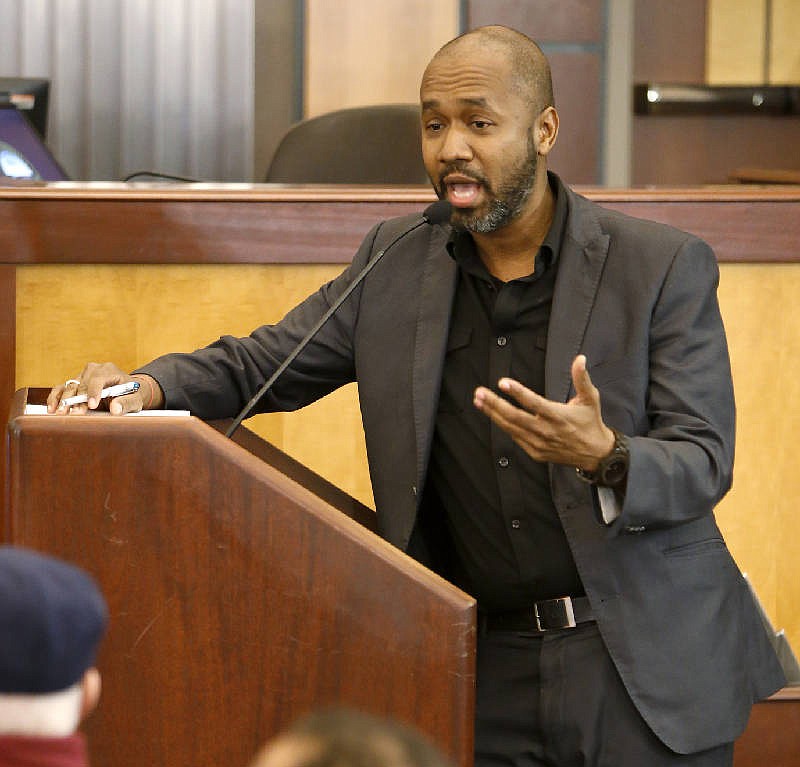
left=265, top=103, right=429, bottom=184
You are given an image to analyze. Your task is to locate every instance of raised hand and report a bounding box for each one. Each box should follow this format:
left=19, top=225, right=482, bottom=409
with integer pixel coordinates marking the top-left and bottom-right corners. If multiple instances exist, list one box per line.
left=472, top=354, right=614, bottom=471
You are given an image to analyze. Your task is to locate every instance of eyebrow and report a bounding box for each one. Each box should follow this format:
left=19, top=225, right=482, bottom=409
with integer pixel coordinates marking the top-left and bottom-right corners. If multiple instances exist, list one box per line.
left=421, top=96, right=491, bottom=111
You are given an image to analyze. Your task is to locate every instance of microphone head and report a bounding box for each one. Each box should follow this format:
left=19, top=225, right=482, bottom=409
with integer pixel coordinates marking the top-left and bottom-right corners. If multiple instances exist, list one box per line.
left=422, top=200, right=452, bottom=226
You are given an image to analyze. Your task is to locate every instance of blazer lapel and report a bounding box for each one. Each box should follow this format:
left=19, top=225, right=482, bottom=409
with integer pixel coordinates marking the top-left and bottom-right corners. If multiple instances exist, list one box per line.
left=412, top=232, right=457, bottom=500
left=545, top=189, right=611, bottom=403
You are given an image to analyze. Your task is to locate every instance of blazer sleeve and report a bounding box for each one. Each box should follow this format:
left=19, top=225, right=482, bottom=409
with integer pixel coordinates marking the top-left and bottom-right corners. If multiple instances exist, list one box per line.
left=135, top=223, right=383, bottom=419
left=612, top=236, right=736, bottom=530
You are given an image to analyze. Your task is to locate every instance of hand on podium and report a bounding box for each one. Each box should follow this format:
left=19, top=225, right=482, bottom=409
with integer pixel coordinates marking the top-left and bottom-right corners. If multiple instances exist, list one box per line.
left=47, top=362, right=163, bottom=415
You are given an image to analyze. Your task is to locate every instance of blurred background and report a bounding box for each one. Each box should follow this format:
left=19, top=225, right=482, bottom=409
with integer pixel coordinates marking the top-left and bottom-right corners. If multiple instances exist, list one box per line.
left=0, top=0, right=798, bottom=185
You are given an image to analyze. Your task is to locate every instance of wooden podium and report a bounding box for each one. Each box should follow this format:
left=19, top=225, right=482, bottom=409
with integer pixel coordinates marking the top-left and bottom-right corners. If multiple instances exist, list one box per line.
left=5, top=389, right=476, bottom=767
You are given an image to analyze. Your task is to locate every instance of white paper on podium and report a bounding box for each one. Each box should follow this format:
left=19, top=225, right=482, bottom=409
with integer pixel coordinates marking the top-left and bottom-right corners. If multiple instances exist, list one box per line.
left=23, top=404, right=190, bottom=417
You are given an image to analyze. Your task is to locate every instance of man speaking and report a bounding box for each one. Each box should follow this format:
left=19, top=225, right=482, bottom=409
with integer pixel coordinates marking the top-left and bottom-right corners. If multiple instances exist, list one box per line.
left=50, top=25, right=784, bottom=767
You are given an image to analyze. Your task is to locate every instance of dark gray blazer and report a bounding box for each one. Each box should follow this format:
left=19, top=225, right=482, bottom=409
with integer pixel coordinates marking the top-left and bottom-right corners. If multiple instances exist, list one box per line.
left=141, top=177, right=785, bottom=754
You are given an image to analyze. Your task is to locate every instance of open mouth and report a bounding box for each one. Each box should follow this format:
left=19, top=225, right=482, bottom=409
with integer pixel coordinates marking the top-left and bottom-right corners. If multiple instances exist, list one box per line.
left=443, top=174, right=484, bottom=208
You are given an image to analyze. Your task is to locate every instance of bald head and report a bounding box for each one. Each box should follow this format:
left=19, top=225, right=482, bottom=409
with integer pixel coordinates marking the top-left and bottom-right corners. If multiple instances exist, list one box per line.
left=428, top=25, right=554, bottom=118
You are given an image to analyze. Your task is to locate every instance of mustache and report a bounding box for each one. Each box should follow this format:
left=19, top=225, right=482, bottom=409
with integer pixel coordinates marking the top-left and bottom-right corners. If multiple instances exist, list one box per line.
left=437, top=164, right=491, bottom=193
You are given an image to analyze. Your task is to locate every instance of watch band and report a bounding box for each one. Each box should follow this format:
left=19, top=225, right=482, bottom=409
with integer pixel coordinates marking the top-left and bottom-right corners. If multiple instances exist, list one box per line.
left=575, top=428, right=630, bottom=487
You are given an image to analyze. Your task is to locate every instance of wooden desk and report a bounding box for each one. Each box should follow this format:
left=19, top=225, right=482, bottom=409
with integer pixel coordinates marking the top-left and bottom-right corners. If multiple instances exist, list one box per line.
left=734, top=686, right=800, bottom=765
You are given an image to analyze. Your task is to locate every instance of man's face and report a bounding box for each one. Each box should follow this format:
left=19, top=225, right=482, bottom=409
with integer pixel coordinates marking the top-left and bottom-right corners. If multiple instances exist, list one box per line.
left=420, top=48, right=541, bottom=233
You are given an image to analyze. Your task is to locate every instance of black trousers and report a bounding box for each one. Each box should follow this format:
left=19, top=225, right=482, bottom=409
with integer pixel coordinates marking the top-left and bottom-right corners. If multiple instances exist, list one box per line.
left=475, top=622, right=734, bottom=767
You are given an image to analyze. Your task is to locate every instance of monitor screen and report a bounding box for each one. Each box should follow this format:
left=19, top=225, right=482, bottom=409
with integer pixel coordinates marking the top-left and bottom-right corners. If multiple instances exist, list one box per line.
left=0, top=105, right=69, bottom=182
left=0, top=77, right=50, bottom=138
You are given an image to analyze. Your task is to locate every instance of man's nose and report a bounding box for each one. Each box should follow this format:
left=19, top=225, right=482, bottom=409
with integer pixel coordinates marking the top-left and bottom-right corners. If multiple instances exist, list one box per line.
left=439, top=126, right=473, bottom=163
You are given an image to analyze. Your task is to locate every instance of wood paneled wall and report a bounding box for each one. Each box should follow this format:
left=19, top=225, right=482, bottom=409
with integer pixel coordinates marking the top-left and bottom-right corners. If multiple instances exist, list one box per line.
left=707, top=0, right=768, bottom=84
left=303, top=0, right=460, bottom=118
left=715, top=264, right=800, bottom=651
left=465, top=0, right=608, bottom=185
left=633, top=0, right=800, bottom=184
left=302, top=0, right=612, bottom=184
left=769, top=0, right=800, bottom=82
left=707, top=0, right=800, bottom=83
left=16, top=263, right=375, bottom=507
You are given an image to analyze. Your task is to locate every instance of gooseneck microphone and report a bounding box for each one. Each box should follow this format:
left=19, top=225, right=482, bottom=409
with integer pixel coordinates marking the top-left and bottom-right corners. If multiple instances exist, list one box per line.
left=225, top=200, right=452, bottom=438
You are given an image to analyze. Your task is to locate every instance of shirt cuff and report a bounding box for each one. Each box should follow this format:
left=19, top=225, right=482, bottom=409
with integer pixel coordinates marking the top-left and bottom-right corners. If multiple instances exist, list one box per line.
left=597, top=485, right=621, bottom=524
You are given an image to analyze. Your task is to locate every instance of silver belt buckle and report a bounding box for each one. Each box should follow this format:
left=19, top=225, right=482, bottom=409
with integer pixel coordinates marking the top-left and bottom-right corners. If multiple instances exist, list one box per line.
left=534, top=596, right=577, bottom=631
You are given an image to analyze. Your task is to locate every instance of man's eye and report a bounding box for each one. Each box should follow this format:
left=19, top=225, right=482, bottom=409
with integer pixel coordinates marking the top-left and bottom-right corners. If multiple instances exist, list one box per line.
left=426, top=121, right=443, bottom=132
left=473, top=120, right=492, bottom=129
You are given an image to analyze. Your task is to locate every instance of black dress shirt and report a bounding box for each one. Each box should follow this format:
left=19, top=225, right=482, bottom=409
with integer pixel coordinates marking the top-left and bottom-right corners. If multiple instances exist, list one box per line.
left=426, top=180, right=585, bottom=611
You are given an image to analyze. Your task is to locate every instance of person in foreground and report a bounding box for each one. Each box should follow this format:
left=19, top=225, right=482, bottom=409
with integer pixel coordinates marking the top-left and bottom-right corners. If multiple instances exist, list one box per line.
left=0, top=546, right=108, bottom=767
left=248, top=708, right=452, bottom=767
left=49, top=24, right=784, bottom=767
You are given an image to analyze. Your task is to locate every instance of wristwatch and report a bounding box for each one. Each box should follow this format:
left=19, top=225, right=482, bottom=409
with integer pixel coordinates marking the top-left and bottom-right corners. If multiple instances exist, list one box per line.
left=575, top=428, right=630, bottom=487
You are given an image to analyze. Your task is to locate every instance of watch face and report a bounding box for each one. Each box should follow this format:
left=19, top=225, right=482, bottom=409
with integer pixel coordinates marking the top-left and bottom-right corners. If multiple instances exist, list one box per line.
left=602, top=456, right=628, bottom=485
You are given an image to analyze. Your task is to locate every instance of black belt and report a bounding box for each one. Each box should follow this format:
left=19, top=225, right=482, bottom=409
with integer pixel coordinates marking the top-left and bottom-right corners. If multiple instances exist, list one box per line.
left=480, top=596, right=595, bottom=634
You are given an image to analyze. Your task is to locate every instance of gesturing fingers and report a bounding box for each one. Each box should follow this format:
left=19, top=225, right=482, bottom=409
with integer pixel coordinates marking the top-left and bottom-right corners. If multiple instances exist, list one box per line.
left=474, top=380, right=542, bottom=421
left=473, top=370, right=610, bottom=467
left=473, top=381, right=549, bottom=452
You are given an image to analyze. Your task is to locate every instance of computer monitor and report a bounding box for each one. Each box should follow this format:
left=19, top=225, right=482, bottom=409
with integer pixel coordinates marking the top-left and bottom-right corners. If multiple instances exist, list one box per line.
left=0, top=77, right=51, bottom=138
left=0, top=104, right=69, bottom=182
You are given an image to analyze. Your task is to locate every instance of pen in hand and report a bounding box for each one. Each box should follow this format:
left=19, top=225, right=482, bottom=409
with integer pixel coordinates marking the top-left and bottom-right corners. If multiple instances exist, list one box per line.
left=61, top=381, right=140, bottom=408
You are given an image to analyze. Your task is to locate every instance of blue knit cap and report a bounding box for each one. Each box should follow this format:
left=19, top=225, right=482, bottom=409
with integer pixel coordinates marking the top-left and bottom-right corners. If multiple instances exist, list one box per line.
left=0, top=546, right=108, bottom=694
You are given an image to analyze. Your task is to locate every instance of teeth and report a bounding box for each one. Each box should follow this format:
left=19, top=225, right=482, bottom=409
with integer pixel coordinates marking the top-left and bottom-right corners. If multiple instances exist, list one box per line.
left=450, top=183, right=477, bottom=199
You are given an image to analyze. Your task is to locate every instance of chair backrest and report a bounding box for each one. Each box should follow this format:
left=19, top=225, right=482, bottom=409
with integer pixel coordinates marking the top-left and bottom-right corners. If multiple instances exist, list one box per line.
left=265, top=104, right=429, bottom=184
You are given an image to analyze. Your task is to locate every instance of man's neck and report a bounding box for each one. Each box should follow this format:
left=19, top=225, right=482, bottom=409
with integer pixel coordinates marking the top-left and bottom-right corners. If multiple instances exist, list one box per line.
left=472, top=179, right=555, bottom=282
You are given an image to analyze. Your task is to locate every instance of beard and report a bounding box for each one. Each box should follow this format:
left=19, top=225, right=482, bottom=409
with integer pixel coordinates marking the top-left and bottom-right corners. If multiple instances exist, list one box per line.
left=434, top=130, right=539, bottom=234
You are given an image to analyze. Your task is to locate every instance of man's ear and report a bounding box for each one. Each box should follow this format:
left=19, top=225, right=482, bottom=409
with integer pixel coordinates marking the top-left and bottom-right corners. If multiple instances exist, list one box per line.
left=536, top=106, right=559, bottom=156
left=79, top=668, right=102, bottom=722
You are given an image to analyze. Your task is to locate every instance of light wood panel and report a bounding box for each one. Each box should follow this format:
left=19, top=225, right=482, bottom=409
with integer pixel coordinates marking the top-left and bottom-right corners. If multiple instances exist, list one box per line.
left=707, top=0, right=800, bottom=84
left=707, top=0, right=767, bottom=84
left=770, top=0, right=800, bottom=82
left=16, top=264, right=374, bottom=508
left=716, top=263, right=800, bottom=651
left=303, top=0, right=459, bottom=118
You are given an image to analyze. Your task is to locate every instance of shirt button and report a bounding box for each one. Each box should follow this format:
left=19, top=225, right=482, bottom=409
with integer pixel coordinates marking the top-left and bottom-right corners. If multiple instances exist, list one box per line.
left=498, top=456, right=509, bottom=468
left=511, top=519, right=521, bottom=529
left=497, top=336, right=508, bottom=347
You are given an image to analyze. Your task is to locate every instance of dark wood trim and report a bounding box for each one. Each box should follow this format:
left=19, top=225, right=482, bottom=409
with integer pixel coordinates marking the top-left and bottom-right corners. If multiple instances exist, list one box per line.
left=729, top=167, right=800, bottom=184
left=765, top=685, right=800, bottom=701
left=3, top=182, right=800, bottom=202
left=1, top=185, right=799, bottom=266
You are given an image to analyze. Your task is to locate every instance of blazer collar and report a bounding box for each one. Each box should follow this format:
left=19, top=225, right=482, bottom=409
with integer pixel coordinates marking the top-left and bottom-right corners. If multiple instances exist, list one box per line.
left=545, top=178, right=611, bottom=403
left=412, top=225, right=458, bottom=493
